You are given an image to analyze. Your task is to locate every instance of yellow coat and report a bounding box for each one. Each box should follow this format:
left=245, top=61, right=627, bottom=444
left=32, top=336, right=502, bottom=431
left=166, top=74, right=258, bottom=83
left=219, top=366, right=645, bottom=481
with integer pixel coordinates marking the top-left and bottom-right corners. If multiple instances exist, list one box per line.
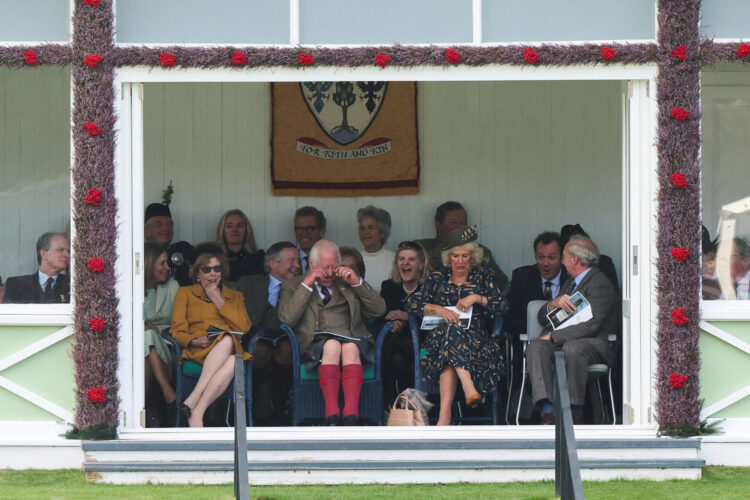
left=171, top=284, right=252, bottom=365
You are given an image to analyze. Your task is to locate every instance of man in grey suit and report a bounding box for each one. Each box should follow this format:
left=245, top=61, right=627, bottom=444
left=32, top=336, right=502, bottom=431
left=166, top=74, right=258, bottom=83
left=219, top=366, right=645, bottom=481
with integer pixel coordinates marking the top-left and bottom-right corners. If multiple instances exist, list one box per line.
left=278, top=240, right=385, bottom=425
left=525, top=235, right=616, bottom=425
left=229, top=241, right=300, bottom=423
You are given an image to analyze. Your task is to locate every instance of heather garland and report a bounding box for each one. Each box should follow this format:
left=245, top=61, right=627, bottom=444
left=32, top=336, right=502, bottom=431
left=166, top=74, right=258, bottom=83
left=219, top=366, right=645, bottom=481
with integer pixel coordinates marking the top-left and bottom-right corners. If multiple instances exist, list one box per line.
left=2, top=2, right=746, bottom=438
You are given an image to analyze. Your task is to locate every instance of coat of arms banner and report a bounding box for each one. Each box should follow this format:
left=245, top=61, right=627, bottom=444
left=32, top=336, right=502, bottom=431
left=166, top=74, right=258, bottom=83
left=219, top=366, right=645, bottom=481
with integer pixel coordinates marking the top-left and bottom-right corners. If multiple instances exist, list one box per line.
left=271, top=81, right=420, bottom=197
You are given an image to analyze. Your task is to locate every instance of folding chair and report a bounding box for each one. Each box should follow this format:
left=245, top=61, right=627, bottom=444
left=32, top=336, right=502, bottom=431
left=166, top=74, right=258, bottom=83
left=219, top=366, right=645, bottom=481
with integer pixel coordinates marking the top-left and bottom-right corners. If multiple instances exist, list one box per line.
left=408, top=314, right=503, bottom=425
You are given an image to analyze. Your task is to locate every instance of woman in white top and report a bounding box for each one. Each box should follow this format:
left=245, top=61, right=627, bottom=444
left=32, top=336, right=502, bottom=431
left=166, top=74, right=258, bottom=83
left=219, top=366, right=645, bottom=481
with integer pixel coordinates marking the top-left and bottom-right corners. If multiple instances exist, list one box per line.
left=357, top=205, right=395, bottom=293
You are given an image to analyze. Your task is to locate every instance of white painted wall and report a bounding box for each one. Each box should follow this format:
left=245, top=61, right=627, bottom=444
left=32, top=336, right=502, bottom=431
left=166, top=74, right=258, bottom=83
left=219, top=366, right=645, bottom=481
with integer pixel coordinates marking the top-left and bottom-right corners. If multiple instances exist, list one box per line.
left=142, top=80, right=623, bottom=280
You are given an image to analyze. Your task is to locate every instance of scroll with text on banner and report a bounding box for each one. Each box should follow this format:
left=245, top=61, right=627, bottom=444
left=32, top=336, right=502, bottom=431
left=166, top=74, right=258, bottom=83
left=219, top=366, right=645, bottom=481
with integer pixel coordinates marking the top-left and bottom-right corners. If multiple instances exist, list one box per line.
left=271, top=81, right=419, bottom=197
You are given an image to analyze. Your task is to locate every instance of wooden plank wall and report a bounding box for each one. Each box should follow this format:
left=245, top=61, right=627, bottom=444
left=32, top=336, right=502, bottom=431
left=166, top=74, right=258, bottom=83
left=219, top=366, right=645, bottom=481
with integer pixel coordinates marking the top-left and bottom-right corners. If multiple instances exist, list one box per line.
left=143, top=80, right=624, bottom=281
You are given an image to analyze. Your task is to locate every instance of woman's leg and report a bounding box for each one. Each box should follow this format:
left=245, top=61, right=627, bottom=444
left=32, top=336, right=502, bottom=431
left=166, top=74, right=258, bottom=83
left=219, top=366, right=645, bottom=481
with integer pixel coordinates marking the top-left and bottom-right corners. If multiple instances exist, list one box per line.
left=188, top=355, right=236, bottom=427
left=147, top=348, right=176, bottom=404
left=455, top=366, right=479, bottom=399
left=183, top=336, right=234, bottom=410
left=319, top=340, right=342, bottom=418
left=144, top=353, right=154, bottom=398
left=341, top=343, right=363, bottom=420
left=438, top=366, right=458, bottom=425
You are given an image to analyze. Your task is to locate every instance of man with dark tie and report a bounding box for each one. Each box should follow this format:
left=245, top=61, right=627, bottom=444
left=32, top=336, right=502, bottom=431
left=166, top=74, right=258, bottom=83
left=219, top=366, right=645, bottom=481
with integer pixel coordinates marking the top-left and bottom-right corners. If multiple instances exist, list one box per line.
left=293, top=206, right=327, bottom=274
left=525, top=235, right=616, bottom=425
left=505, top=232, right=568, bottom=390
left=279, top=240, right=385, bottom=425
left=3, top=232, right=71, bottom=304
left=229, top=241, right=301, bottom=424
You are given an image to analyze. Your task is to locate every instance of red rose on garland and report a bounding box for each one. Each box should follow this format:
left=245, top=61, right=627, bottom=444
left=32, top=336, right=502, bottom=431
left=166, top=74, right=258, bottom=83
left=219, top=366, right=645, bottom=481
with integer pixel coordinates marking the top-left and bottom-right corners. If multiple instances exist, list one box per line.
left=671, top=307, right=690, bottom=326
left=86, top=385, right=107, bottom=403
left=671, top=45, right=687, bottom=61
left=87, top=257, right=106, bottom=273
left=24, top=50, right=37, bottom=66
left=83, top=54, right=102, bottom=68
left=601, top=47, right=617, bottom=61
left=84, top=188, right=102, bottom=206
left=160, top=53, right=176, bottom=67
left=668, top=373, right=688, bottom=388
left=670, top=107, right=689, bottom=121
left=524, top=48, right=539, bottom=65
left=298, top=53, right=315, bottom=66
left=231, top=51, right=247, bottom=66
left=83, top=122, right=102, bottom=136
left=445, top=48, right=461, bottom=64
left=670, top=172, right=687, bottom=189
left=375, top=52, right=391, bottom=68
left=89, top=317, right=106, bottom=332
left=736, top=43, right=750, bottom=59
left=84, top=0, right=100, bottom=5
left=671, top=247, right=690, bottom=262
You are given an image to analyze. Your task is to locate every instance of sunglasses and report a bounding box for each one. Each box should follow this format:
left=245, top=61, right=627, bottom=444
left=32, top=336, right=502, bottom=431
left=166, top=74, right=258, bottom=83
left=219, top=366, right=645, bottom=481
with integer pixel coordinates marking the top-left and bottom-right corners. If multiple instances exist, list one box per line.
left=199, top=265, right=222, bottom=274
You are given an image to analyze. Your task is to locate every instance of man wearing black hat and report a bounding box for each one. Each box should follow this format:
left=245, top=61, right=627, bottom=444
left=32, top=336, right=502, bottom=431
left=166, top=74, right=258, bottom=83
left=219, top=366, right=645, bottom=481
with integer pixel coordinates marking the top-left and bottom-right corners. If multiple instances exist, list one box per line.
left=145, top=202, right=193, bottom=286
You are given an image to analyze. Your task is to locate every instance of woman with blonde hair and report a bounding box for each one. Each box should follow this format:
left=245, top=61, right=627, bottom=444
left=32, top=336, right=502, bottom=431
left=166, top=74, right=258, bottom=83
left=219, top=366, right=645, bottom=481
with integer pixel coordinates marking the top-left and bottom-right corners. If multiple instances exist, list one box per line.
left=216, top=209, right=265, bottom=281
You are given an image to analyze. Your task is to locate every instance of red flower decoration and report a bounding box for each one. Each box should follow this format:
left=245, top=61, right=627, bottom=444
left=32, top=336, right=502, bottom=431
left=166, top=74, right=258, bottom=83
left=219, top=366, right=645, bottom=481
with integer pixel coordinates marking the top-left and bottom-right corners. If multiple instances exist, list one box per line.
left=24, top=50, right=37, bottom=66
left=86, top=385, right=107, bottom=403
left=601, top=47, right=617, bottom=61
left=83, top=54, right=102, bottom=68
left=84, top=188, right=102, bottom=206
left=231, top=51, right=247, bottom=66
left=159, top=53, right=176, bottom=67
left=297, top=53, right=315, bottom=66
left=736, top=43, right=750, bottom=59
left=524, top=48, right=539, bottom=65
left=89, top=317, right=106, bottom=332
left=671, top=45, right=687, bottom=61
left=669, top=373, right=688, bottom=388
left=84, top=0, right=100, bottom=5
left=670, top=107, right=689, bottom=121
left=671, top=247, right=690, bottom=262
left=87, top=257, right=106, bottom=273
left=445, top=48, right=461, bottom=64
left=671, top=308, right=690, bottom=326
left=670, top=172, right=687, bottom=189
left=83, top=122, right=102, bottom=136
left=375, top=52, right=391, bottom=68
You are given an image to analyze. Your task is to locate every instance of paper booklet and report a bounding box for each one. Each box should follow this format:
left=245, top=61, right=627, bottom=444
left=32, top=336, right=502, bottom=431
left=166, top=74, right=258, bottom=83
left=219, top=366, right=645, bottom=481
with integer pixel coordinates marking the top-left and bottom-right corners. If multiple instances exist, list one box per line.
left=206, top=324, right=245, bottom=339
left=420, top=306, right=472, bottom=330
left=545, top=291, right=592, bottom=330
left=313, top=331, right=363, bottom=344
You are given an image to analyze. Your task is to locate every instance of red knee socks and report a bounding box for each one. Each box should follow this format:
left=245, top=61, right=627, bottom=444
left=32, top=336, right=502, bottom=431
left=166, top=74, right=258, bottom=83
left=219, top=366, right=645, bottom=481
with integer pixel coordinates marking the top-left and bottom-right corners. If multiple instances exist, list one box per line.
left=318, top=364, right=341, bottom=417
left=342, top=364, right=364, bottom=418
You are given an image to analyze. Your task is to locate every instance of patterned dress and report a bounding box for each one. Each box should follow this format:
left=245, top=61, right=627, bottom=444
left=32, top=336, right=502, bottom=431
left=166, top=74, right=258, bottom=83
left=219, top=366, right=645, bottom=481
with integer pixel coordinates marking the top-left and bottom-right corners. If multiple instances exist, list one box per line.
left=407, top=266, right=508, bottom=395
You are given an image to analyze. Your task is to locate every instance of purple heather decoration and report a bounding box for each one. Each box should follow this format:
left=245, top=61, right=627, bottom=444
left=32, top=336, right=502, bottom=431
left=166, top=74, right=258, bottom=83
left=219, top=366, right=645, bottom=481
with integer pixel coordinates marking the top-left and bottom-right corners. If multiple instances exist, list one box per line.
left=70, top=0, right=120, bottom=439
left=655, top=0, right=703, bottom=434
left=0, top=1, right=735, bottom=438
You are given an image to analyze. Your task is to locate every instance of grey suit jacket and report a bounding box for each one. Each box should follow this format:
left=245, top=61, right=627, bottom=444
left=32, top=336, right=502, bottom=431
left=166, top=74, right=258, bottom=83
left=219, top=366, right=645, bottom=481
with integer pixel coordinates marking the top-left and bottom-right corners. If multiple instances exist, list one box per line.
left=278, top=275, right=386, bottom=354
left=537, top=267, right=616, bottom=345
left=227, top=274, right=283, bottom=336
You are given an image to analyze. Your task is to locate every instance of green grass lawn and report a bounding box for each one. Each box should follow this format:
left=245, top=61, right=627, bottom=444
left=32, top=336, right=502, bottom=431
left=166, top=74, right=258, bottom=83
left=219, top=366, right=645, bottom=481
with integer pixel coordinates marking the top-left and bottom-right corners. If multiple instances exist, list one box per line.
left=1, top=467, right=748, bottom=500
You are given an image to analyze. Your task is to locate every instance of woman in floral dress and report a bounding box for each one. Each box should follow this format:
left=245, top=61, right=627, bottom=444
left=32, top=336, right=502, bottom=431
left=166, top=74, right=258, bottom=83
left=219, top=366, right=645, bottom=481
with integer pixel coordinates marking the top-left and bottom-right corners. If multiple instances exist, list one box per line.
left=407, top=227, right=507, bottom=425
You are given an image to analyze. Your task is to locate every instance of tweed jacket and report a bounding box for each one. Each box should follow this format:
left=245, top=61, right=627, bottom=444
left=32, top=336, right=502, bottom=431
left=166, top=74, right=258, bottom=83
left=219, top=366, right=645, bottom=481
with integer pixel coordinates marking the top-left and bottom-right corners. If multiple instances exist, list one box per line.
left=227, top=274, right=283, bottom=336
left=278, top=275, right=386, bottom=354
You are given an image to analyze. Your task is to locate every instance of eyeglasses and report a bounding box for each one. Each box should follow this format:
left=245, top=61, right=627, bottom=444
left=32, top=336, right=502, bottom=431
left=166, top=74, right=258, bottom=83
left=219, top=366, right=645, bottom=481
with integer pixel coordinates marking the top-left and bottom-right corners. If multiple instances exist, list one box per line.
left=295, top=225, right=319, bottom=233
left=199, top=265, right=222, bottom=274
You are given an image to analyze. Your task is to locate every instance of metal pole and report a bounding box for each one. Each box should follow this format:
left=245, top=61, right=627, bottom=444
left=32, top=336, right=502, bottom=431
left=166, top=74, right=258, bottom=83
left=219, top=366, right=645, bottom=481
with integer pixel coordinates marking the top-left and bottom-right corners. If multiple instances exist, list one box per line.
left=554, top=351, right=584, bottom=500
left=233, top=354, right=249, bottom=500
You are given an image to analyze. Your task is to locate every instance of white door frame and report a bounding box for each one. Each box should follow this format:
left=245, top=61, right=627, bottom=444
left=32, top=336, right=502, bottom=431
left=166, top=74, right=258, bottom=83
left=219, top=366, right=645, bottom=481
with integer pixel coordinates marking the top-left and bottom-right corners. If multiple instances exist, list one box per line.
left=113, top=64, right=658, bottom=432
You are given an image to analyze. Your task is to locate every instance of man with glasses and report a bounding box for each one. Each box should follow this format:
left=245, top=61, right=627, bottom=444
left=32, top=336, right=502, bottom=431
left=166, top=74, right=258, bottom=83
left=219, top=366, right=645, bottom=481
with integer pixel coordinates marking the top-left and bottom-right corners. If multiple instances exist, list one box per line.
left=3, top=232, right=70, bottom=304
left=293, top=206, right=327, bottom=274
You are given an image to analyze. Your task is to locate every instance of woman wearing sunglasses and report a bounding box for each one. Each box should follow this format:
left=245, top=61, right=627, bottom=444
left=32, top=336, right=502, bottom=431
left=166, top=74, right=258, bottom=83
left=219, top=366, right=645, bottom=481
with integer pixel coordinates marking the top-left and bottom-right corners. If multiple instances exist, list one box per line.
left=170, top=245, right=252, bottom=427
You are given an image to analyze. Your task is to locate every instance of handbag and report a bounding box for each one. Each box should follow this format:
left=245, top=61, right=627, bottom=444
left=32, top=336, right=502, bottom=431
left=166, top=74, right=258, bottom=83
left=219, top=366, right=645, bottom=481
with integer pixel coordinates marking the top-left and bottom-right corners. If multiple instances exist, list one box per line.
left=387, top=393, right=427, bottom=426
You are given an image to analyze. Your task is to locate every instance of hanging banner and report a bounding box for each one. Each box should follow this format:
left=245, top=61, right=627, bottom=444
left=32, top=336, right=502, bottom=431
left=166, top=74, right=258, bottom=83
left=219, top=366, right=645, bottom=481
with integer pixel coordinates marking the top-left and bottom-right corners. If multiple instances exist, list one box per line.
left=271, top=81, right=419, bottom=197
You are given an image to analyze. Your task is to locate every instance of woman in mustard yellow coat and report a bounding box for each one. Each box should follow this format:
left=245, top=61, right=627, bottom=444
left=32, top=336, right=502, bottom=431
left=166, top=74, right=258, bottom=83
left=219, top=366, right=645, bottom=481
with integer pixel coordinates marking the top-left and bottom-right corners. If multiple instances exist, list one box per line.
left=171, top=247, right=252, bottom=427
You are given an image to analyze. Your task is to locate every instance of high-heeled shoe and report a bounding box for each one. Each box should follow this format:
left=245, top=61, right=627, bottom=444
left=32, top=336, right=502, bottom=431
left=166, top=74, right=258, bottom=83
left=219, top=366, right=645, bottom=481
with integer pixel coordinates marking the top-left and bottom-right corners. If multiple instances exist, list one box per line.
left=465, top=393, right=483, bottom=408
left=179, top=403, right=192, bottom=422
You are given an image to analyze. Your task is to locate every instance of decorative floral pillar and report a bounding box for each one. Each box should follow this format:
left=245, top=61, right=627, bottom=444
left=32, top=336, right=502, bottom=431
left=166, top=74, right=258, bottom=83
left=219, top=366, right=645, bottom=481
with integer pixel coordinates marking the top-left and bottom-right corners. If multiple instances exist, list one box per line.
left=70, top=0, right=120, bottom=438
left=655, top=0, right=703, bottom=434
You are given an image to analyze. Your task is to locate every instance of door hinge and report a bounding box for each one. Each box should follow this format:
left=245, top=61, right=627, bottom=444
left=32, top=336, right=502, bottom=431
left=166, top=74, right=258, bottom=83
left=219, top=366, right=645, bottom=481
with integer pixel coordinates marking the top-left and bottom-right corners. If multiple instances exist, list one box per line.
left=632, top=245, right=639, bottom=276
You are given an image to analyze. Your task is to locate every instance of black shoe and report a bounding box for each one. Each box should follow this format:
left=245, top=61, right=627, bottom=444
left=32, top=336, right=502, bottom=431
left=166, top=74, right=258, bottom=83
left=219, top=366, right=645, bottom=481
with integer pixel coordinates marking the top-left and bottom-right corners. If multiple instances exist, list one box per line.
left=324, top=414, right=342, bottom=426
left=541, top=412, right=555, bottom=425
left=342, top=415, right=359, bottom=426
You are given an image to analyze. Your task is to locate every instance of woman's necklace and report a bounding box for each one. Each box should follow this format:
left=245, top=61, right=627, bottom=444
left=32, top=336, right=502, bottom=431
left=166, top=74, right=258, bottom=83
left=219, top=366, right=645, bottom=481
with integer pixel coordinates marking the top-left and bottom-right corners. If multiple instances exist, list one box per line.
left=402, top=281, right=418, bottom=294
